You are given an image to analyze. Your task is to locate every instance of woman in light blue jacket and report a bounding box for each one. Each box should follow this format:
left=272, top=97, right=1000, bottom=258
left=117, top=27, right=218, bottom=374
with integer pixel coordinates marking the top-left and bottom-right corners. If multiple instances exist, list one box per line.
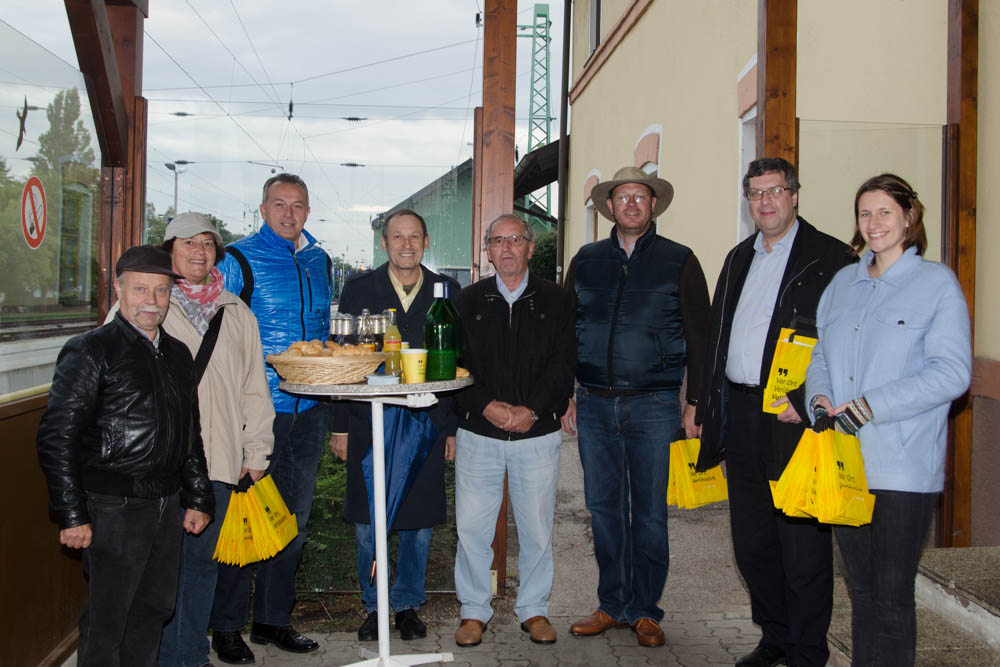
left=806, top=173, right=971, bottom=666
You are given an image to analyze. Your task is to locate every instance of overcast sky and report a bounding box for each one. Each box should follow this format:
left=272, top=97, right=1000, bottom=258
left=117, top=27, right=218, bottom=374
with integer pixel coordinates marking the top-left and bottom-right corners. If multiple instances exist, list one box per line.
left=3, top=0, right=565, bottom=267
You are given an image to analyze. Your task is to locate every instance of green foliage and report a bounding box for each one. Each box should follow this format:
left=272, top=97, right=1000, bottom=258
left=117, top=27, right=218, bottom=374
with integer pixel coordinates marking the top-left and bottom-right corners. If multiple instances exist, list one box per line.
left=295, top=434, right=458, bottom=594
left=528, top=229, right=558, bottom=282
left=32, top=89, right=96, bottom=176
left=144, top=202, right=245, bottom=246
left=0, top=88, right=100, bottom=310
left=297, top=442, right=357, bottom=592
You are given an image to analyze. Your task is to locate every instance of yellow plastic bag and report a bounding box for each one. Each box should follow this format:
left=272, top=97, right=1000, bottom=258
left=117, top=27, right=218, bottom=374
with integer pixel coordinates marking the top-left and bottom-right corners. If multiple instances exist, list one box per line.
left=812, top=430, right=875, bottom=526
left=213, top=490, right=261, bottom=566
left=248, top=474, right=299, bottom=555
left=213, top=476, right=298, bottom=566
left=762, top=328, right=817, bottom=414
left=770, top=428, right=819, bottom=518
left=667, top=438, right=728, bottom=509
left=771, top=427, right=875, bottom=526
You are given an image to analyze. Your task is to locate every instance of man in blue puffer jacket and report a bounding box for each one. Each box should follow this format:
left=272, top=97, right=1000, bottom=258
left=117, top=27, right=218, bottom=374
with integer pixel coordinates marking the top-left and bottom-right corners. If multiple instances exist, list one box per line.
left=210, top=174, right=333, bottom=662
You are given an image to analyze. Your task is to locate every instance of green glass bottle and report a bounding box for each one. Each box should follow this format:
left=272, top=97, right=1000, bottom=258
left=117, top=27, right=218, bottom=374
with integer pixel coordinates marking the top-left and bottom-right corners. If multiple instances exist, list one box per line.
left=424, top=282, right=461, bottom=381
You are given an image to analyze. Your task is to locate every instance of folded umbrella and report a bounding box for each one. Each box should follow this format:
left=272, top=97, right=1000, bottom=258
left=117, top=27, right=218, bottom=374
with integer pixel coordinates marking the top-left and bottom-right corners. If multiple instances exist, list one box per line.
left=361, top=406, right=439, bottom=579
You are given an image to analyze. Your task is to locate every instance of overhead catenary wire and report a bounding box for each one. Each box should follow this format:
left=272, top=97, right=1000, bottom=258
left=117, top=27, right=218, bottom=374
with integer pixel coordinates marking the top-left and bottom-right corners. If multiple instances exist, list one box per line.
left=182, top=0, right=283, bottom=110
left=144, top=29, right=280, bottom=164
left=458, top=21, right=481, bottom=161
left=227, top=0, right=283, bottom=107
left=144, top=38, right=479, bottom=92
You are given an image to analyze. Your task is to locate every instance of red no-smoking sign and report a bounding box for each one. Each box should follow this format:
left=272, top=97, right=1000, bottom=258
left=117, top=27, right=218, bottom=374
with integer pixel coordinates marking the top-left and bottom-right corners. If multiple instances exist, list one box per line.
left=21, top=176, right=47, bottom=250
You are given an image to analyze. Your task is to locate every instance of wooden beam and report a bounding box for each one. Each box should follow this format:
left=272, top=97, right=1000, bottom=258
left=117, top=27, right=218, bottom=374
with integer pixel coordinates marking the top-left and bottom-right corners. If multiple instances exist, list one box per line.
left=938, top=0, right=978, bottom=548
left=479, top=0, right=517, bottom=595
left=106, top=0, right=148, bottom=15
left=106, top=3, right=144, bottom=106
left=64, top=0, right=130, bottom=167
left=756, top=0, right=797, bottom=162
left=126, top=96, right=148, bottom=246
left=480, top=0, right=517, bottom=231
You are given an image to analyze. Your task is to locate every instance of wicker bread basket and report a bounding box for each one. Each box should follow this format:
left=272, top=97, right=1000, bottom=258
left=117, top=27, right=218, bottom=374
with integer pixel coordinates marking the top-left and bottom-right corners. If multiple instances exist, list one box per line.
left=266, top=352, right=386, bottom=385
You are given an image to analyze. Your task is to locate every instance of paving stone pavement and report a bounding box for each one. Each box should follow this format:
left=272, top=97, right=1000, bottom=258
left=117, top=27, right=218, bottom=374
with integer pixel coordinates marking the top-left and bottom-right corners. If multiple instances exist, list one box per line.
left=59, top=430, right=1000, bottom=666
left=210, top=432, right=768, bottom=666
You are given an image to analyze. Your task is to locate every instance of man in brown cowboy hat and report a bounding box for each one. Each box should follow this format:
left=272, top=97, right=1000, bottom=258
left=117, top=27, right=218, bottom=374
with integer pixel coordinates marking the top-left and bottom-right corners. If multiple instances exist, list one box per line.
left=561, top=166, right=710, bottom=647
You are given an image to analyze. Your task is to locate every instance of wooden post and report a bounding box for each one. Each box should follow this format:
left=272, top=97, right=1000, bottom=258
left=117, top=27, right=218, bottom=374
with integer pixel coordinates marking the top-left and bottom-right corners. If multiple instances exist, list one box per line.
left=88, top=1, right=147, bottom=320
left=756, top=0, right=797, bottom=163
left=938, top=0, right=977, bottom=547
left=479, top=0, right=517, bottom=596
left=480, top=0, right=517, bottom=226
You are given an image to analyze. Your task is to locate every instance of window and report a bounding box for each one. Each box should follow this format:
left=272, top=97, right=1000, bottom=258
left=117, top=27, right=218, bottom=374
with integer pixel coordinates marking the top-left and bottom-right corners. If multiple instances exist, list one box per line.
left=589, top=0, right=602, bottom=56
left=585, top=199, right=598, bottom=243
left=738, top=105, right=758, bottom=241
left=0, top=21, right=102, bottom=397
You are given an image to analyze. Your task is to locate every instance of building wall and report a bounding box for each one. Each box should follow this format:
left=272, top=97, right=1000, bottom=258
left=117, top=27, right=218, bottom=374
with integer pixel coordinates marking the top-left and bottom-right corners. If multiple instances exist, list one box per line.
left=796, top=0, right=947, bottom=262
left=567, top=1, right=999, bottom=546
left=797, top=0, right=947, bottom=125
left=566, top=0, right=757, bottom=287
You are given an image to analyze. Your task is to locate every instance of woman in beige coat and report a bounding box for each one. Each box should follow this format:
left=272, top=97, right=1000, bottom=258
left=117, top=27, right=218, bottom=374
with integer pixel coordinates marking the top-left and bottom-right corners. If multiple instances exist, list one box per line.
left=108, top=212, right=275, bottom=666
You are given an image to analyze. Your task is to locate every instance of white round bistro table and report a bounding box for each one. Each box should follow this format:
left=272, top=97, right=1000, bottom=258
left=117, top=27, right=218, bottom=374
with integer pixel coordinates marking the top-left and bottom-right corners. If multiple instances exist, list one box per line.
left=280, top=377, right=473, bottom=666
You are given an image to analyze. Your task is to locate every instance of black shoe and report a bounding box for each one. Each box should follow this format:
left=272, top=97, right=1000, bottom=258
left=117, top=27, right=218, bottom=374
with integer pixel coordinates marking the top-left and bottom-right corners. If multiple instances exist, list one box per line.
left=358, top=611, right=378, bottom=641
left=394, top=609, right=427, bottom=640
left=211, top=631, right=255, bottom=665
left=249, top=623, right=319, bottom=653
left=735, top=642, right=786, bottom=667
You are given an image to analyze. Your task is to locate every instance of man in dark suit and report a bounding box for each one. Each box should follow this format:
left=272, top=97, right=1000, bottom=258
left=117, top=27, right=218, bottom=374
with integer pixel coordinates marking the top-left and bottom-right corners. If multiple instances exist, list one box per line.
left=330, top=209, right=460, bottom=642
left=696, top=158, right=853, bottom=667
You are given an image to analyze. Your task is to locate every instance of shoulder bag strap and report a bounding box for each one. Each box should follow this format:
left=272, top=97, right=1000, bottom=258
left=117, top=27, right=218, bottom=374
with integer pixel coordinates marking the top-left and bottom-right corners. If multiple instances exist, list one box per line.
left=193, top=307, right=225, bottom=385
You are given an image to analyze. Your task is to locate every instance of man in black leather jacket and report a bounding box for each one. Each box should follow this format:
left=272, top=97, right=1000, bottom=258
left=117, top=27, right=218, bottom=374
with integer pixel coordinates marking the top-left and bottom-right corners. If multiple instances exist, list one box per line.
left=37, top=245, right=213, bottom=667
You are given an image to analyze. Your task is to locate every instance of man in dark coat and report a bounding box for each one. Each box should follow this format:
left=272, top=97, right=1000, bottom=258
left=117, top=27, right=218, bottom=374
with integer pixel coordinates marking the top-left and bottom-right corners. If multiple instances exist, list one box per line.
left=452, top=214, right=575, bottom=649
left=330, top=209, right=460, bottom=641
left=36, top=245, right=214, bottom=667
left=696, top=158, right=853, bottom=667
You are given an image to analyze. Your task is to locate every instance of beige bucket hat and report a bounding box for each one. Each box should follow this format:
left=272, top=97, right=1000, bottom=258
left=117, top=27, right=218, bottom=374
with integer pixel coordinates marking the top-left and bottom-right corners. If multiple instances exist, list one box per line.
left=591, top=166, right=674, bottom=221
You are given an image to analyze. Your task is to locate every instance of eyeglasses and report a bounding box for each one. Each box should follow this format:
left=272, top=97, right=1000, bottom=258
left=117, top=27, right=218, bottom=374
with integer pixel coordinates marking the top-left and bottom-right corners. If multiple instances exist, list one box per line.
left=612, top=192, right=651, bottom=206
left=486, top=234, right=530, bottom=248
left=746, top=186, right=793, bottom=201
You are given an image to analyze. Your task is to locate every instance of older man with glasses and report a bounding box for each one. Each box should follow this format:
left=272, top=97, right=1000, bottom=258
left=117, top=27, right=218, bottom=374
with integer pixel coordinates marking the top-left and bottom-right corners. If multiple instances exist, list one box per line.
left=451, top=214, right=576, bottom=649
left=562, top=166, right=711, bottom=648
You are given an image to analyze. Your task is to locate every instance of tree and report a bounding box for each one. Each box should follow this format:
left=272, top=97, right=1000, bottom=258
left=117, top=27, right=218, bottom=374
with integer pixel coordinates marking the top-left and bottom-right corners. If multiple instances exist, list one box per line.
left=0, top=86, right=100, bottom=310
left=145, top=202, right=245, bottom=246
left=528, top=229, right=557, bottom=282
left=32, top=88, right=96, bottom=177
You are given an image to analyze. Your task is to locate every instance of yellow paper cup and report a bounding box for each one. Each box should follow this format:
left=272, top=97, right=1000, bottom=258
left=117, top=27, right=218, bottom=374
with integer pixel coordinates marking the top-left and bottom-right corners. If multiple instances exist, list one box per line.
left=400, top=348, right=427, bottom=384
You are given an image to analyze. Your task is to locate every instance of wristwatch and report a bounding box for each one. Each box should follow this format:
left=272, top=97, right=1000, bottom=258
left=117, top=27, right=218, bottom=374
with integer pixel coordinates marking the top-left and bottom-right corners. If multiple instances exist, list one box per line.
left=530, top=410, right=539, bottom=421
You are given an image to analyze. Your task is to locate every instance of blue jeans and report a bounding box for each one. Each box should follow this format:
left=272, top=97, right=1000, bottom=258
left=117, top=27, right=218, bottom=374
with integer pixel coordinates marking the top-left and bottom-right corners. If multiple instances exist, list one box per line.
left=835, top=489, right=937, bottom=666
left=454, top=428, right=562, bottom=623
left=576, top=386, right=679, bottom=624
left=78, top=492, right=182, bottom=667
left=210, top=406, right=327, bottom=630
left=158, top=482, right=231, bottom=667
left=355, top=523, right=432, bottom=613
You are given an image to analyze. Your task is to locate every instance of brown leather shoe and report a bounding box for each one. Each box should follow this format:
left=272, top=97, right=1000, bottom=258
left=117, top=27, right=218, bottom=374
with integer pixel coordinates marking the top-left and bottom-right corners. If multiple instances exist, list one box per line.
left=455, top=619, right=486, bottom=647
left=569, top=610, right=629, bottom=636
left=632, top=617, right=665, bottom=647
left=519, top=616, right=557, bottom=645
